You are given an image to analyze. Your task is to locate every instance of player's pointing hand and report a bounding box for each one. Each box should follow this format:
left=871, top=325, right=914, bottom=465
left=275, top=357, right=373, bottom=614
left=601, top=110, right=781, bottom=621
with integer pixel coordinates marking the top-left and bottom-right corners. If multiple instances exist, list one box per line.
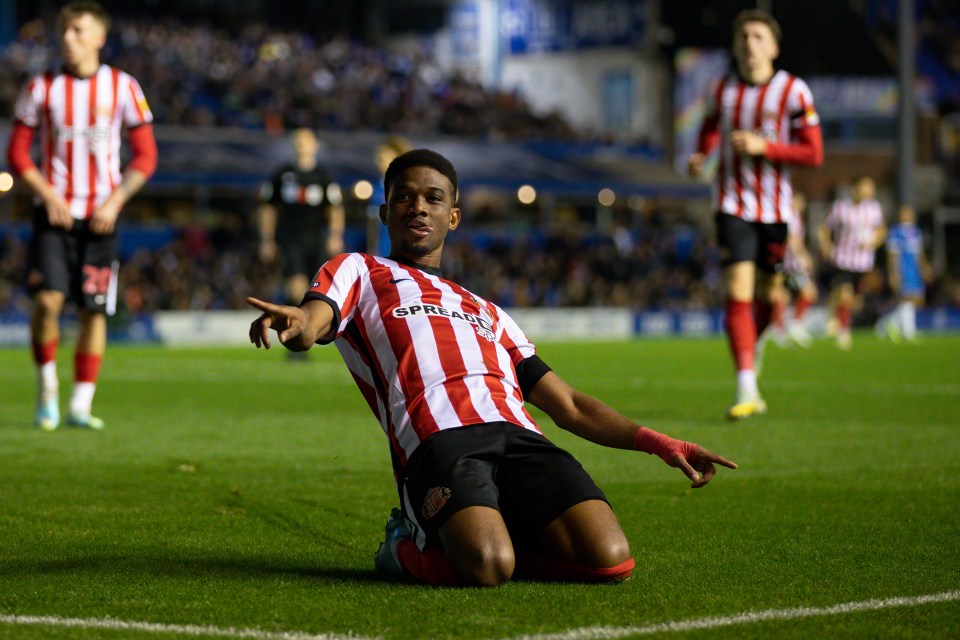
left=672, top=446, right=737, bottom=489
left=247, top=296, right=307, bottom=349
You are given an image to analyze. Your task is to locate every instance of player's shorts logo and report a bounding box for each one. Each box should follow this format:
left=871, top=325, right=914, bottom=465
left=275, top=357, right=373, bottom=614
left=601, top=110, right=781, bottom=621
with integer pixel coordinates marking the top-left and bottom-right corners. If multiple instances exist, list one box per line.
left=422, top=486, right=452, bottom=520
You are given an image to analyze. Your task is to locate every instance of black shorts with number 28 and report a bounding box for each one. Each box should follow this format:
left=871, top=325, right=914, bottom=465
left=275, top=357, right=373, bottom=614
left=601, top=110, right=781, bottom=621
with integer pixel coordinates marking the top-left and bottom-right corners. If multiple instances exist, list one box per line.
left=399, top=422, right=608, bottom=553
left=715, top=211, right=789, bottom=273
left=27, top=206, right=119, bottom=315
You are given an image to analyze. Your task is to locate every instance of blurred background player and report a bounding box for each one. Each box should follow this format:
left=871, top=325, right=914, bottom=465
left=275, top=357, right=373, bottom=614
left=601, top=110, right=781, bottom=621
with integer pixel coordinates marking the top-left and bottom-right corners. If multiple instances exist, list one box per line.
left=5, top=1, right=157, bottom=430
left=875, top=205, right=931, bottom=343
left=818, top=175, right=887, bottom=350
left=258, top=127, right=344, bottom=359
left=771, top=191, right=818, bottom=347
left=367, top=135, right=412, bottom=256
left=688, top=9, right=823, bottom=419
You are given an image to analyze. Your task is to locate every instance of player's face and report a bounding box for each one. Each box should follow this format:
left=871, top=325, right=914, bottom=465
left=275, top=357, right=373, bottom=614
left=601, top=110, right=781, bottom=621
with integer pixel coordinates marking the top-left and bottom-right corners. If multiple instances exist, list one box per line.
left=733, top=21, right=779, bottom=77
left=899, top=205, right=916, bottom=225
left=380, top=166, right=461, bottom=266
left=61, top=13, right=106, bottom=72
left=853, top=177, right=876, bottom=202
left=292, top=130, right=318, bottom=160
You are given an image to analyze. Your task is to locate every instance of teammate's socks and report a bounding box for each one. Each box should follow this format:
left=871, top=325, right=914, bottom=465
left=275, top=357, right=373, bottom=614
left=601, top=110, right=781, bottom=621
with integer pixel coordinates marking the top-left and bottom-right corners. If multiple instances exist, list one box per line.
left=899, top=301, right=916, bottom=339
left=772, top=298, right=786, bottom=331
left=724, top=299, right=756, bottom=371
left=32, top=339, right=59, bottom=401
left=395, top=539, right=460, bottom=586
left=794, top=292, right=812, bottom=321
left=71, top=352, right=102, bottom=417
left=754, top=299, right=774, bottom=336
left=837, top=303, right=852, bottom=331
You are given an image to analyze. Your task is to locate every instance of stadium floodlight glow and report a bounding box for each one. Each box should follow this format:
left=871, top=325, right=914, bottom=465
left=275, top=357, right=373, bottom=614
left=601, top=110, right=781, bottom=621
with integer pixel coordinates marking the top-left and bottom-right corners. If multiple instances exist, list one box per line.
left=0, top=172, right=13, bottom=193
left=598, top=188, right=616, bottom=207
left=353, top=180, right=373, bottom=201
left=517, top=184, right=537, bottom=205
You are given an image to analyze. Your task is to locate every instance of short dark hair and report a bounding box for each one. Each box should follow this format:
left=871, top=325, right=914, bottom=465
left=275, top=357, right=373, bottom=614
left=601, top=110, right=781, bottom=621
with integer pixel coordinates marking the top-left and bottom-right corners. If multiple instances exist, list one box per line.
left=733, top=9, right=781, bottom=44
left=383, top=149, right=458, bottom=202
left=58, top=1, right=111, bottom=33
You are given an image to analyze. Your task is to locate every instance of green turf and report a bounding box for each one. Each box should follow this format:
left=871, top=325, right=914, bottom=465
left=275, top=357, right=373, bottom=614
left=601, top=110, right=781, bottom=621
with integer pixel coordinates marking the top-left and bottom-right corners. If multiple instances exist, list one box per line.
left=1, top=334, right=958, bottom=639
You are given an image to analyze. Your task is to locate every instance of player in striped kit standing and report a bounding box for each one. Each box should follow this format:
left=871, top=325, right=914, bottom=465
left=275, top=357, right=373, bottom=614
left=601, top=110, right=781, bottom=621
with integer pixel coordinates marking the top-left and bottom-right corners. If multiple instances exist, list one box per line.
left=773, top=191, right=818, bottom=348
left=5, top=2, right=157, bottom=430
left=248, top=149, right=737, bottom=587
left=688, top=9, right=823, bottom=419
left=817, top=175, right=887, bottom=350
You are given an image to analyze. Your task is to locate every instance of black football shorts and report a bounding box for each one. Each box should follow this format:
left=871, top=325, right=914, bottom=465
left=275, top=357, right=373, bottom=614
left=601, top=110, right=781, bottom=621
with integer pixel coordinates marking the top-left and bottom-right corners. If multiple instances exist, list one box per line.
left=277, top=238, right=327, bottom=279
left=27, top=207, right=119, bottom=314
left=715, top=211, right=788, bottom=273
left=829, top=268, right=867, bottom=290
left=398, top=422, right=608, bottom=552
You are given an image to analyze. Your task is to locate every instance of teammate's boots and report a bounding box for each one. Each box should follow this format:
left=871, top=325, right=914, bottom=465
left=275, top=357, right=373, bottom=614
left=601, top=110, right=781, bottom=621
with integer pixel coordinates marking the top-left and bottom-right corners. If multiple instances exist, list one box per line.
left=754, top=336, right=768, bottom=378
left=726, top=393, right=767, bottom=421
left=66, top=413, right=106, bottom=430
left=374, top=508, right=412, bottom=580
left=34, top=397, right=60, bottom=431
left=787, top=323, right=813, bottom=348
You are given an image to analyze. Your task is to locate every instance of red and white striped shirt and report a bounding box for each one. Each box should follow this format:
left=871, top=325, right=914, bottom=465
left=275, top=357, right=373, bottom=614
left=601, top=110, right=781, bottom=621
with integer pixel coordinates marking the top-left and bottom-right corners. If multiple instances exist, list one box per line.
left=13, top=64, right=153, bottom=219
left=306, top=253, right=541, bottom=471
left=824, top=198, right=885, bottom=273
left=701, top=69, right=820, bottom=224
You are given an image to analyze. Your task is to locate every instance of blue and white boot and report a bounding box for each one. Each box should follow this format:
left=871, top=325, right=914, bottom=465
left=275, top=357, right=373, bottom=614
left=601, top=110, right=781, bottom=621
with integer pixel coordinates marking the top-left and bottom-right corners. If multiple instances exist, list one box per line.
left=374, top=508, right=412, bottom=579
left=34, top=396, right=60, bottom=431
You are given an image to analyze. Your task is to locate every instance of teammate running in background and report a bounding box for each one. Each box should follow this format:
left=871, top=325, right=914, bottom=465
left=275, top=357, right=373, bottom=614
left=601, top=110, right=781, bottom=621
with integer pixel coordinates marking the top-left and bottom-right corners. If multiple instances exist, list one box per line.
left=817, top=175, right=887, bottom=350
left=875, top=205, right=930, bottom=343
left=688, top=9, right=823, bottom=419
left=258, top=127, right=344, bottom=347
left=772, top=191, right=817, bottom=347
left=248, top=149, right=737, bottom=587
left=5, top=1, right=157, bottom=430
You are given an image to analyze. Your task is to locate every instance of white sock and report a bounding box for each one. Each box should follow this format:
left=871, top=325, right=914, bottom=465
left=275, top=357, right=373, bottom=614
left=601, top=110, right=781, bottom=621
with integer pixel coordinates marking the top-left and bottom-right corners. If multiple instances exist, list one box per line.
left=737, top=369, right=758, bottom=399
left=70, top=382, right=97, bottom=417
left=38, top=361, right=59, bottom=403
left=899, top=301, right=916, bottom=339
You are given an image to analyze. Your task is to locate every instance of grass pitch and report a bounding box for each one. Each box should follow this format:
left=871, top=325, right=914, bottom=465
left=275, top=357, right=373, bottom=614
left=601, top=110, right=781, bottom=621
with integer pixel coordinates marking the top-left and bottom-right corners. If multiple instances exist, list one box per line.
left=0, top=334, right=958, bottom=639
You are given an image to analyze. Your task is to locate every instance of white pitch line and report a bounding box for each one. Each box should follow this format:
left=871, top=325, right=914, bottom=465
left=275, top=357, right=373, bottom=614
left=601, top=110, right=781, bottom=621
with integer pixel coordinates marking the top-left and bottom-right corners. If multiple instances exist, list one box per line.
left=502, top=590, right=960, bottom=640
left=0, top=613, right=380, bottom=640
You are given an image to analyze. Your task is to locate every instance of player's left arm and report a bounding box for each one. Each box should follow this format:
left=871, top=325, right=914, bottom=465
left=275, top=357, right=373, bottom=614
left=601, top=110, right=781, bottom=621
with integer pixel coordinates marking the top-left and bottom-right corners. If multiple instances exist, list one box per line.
left=90, top=123, right=158, bottom=234
left=526, top=370, right=737, bottom=488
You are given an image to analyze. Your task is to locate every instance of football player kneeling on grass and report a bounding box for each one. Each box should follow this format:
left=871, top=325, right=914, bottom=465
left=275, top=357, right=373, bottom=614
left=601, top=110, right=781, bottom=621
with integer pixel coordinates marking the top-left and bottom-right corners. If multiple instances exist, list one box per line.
left=248, top=149, right=737, bottom=587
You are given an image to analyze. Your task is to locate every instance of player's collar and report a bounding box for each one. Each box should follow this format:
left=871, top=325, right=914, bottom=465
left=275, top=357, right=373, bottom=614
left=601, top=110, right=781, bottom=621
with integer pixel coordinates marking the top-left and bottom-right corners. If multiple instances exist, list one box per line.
left=389, top=254, right=442, bottom=277
left=61, top=62, right=102, bottom=80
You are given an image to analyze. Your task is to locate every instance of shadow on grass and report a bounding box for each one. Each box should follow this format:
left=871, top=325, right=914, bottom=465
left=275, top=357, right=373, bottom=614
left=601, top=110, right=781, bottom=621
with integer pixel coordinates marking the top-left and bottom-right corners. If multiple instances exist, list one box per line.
left=0, top=553, right=387, bottom=585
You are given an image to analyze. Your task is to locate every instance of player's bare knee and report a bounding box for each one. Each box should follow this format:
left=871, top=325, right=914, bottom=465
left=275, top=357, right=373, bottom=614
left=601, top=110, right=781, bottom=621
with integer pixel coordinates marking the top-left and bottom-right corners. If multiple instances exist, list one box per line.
left=34, top=291, right=64, bottom=316
left=588, top=531, right=631, bottom=569
left=455, top=544, right=515, bottom=587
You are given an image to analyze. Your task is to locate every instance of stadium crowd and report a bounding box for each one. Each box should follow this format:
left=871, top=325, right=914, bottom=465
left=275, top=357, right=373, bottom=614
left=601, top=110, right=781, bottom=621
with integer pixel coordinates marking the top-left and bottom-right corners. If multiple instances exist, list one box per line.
left=3, top=212, right=957, bottom=321
left=0, top=16, right=576, bottom=140
left=1, top=6, right=957, bottom=323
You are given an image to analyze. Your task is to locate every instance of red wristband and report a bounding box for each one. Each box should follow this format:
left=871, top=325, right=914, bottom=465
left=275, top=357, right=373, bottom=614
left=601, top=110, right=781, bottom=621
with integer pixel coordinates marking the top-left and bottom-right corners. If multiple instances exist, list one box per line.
left=633, top=427, right=699, bottom=465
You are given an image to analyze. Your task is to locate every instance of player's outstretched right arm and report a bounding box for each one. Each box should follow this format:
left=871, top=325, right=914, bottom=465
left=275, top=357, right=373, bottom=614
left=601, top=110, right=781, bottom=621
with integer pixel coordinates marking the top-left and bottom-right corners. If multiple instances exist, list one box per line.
left=247, top=297, right=334, bottom=351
